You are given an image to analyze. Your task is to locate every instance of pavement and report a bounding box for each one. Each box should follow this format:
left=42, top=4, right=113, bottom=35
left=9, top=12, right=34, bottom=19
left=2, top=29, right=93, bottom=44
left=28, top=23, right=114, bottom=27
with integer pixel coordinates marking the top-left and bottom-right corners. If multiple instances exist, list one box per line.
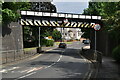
left=81, top=49, right=120, bottom=80
left=96, top=56, right=120, bottom=80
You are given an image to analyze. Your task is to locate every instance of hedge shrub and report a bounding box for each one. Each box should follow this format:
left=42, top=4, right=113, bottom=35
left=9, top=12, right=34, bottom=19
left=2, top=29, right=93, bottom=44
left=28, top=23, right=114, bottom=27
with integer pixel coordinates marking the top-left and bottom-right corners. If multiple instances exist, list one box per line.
left=41, top=39, right=54, bottom=47
left=112, top=45, right=120, bottom=62
left=46, top=40, right=54, bottom=47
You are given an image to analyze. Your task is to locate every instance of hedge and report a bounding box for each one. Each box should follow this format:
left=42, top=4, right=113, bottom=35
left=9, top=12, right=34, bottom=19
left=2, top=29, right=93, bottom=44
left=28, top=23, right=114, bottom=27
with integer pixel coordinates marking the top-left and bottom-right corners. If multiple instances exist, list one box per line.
left=112, top=45, right=120, bottom=62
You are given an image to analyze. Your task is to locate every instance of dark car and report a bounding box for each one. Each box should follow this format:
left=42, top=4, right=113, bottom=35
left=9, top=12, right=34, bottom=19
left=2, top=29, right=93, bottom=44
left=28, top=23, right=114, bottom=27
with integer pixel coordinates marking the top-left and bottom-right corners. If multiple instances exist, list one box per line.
left=59, top=43, right=67, bottom=48
left=82, top=40, right=86, bottom=43
left=83, top=40, right=90, bottom=44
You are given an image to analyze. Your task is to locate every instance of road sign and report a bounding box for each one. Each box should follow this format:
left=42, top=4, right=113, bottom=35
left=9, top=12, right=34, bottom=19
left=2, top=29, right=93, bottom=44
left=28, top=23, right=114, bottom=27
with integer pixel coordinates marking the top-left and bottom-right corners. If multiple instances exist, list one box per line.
left=94, top=24, right=101, bottom=31
left=64, top=19, right=68, bottom=23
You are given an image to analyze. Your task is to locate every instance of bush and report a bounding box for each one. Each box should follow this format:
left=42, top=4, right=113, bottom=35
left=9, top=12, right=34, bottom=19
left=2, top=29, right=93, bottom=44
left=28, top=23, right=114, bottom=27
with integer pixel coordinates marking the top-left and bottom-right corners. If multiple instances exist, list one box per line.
left=112, top=45, right=120, bottom=62
left=46, top=40, right=54, bottom=47
left=41, top=39, right=54, bottom=47
left=52, top=29, right=62, bottom=41
left=41, top=39, right=47, bottom=46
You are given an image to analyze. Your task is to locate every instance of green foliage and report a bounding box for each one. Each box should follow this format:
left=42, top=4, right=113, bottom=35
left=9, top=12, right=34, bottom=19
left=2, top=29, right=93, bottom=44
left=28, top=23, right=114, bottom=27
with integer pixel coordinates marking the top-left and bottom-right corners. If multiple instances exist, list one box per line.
left=81, top=29, right=90, bottom=39
left=41, top=39, right=47, bottom=46
left=112, top=45, right=120, bottom=62
left=52, top=29, right=62, bottom=41
left=83, top=2, right=120, bottom=39
left=24, top=26, right=33, bottom=41
left=2, top=8, right=16, bottom=23
left=0, top=14, right=2, bottom=24
left=46, top=40, right=54, bottom=47
left=83, top=2, right=120, bottom=58
left=2, top=2, right=31, bottom=24
left=41, top=39, right=54, bottom=47
left=83, top=2, right=104, bottom=16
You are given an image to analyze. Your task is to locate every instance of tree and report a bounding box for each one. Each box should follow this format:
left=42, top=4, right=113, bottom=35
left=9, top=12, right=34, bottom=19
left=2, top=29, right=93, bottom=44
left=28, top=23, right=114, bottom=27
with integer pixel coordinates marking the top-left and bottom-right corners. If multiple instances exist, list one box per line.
left=83, top=2, right=120, bottom=58
left=2, top=2, right=31, bottom=24
left=31, top=2, right=56, bottom=13
left=83, top=2, right=120, bottom=39
left=52, top=29, right=62, bottom=41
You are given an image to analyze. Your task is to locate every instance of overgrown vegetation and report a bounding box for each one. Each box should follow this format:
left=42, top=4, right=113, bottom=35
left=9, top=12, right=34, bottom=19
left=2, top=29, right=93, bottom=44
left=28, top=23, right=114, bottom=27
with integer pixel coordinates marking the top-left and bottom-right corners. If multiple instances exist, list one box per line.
left=83, top=1, right=120, bottom=61
left=52, top=29, right=62, bottom=41
left=112, top=45, right=120, bottom=62
left=2, top=2, right=31, bottom=24
left=41, top=39, right=54, bottom=47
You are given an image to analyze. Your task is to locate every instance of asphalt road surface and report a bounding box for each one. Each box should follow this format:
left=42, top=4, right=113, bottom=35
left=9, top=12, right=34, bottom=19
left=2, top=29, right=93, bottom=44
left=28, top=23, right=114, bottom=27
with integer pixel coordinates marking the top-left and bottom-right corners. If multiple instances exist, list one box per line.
left=1, top=41, right=91, bottom=80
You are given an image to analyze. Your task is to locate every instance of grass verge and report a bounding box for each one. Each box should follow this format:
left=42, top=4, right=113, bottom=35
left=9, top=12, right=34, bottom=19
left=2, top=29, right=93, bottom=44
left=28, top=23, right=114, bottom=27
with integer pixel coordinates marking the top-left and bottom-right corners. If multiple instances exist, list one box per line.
left=55, top=42, right=72, bottom=45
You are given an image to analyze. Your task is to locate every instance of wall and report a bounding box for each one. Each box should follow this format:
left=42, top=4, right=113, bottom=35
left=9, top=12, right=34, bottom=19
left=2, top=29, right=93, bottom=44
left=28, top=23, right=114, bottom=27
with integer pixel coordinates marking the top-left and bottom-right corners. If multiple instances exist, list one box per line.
left=2, top=22, right=23, bottom=52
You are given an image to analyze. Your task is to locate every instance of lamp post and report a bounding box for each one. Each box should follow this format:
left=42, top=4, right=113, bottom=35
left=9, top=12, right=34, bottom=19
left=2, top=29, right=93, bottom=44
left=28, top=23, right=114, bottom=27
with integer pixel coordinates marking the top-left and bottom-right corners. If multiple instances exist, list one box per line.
left=39, top=27, right=41, bottom=48
left=37, top=27, right=42, bottom=53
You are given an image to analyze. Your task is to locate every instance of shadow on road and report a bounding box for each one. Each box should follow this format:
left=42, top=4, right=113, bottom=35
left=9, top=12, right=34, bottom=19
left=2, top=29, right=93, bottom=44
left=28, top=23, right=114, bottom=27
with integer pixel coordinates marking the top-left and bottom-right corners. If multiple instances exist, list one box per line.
left=27, top=48, right=88, bottom=78
left=43, top=48, right=82, bottom=59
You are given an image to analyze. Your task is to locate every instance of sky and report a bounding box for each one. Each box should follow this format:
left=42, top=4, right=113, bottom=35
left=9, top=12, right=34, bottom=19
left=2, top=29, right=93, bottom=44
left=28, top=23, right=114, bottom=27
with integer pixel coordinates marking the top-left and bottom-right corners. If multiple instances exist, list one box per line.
left=52, top=1, right=89, bottom=14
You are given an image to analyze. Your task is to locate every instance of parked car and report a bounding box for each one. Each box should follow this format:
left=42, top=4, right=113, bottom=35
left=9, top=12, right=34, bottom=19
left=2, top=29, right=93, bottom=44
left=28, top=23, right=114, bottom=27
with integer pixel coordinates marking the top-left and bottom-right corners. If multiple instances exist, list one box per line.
left=58, top=43, right=67, bottom=48
left=82, top=40, right=86, bottom=43
left=83, top=40, right=90, bottom=44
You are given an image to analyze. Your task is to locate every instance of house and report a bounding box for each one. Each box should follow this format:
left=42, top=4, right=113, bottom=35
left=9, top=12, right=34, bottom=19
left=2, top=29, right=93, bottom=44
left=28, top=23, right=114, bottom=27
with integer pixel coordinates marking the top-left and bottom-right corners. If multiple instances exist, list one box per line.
left=56, top=28, right=83, bottom=41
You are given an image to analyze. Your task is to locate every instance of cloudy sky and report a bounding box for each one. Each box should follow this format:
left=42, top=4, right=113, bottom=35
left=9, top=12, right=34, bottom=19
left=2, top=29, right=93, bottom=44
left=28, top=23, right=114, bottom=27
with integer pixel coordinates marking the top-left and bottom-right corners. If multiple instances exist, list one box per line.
left=53, top=1, right=89, bottom=14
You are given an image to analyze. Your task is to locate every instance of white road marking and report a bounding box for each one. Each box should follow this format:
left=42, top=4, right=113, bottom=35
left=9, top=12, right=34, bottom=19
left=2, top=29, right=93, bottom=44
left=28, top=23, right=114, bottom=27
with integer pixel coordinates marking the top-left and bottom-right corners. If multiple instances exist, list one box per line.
left=86, top=70, right=93, bottom=80
left=83, top=71, right=89, bottom=79
left=8, top=67, right=20, bottom=71
left=15, top=72, right=36, bottom=80
left=20, top=69, right=30, bottom=73
left=26, top=67, right=43, bottom=73
left=0, top=67, right=20, bottom=73
left=44, top=50, right=64, bottom=69
left=74, top=73, right=82, bottom=75
left=68, top=73, right=82, bottom=77
left=26, top=68, right=37, bottom=73
left=0, top=69, right=7, bottom=73
left=10, top=49, right=64, bottom=79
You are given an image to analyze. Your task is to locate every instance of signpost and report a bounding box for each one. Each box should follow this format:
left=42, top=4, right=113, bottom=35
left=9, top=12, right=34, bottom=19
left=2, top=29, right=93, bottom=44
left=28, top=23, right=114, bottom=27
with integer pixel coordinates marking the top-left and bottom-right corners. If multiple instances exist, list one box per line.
left=94, top=24, right=101, bottom=59
left=94, top=24, right=101, bottom=31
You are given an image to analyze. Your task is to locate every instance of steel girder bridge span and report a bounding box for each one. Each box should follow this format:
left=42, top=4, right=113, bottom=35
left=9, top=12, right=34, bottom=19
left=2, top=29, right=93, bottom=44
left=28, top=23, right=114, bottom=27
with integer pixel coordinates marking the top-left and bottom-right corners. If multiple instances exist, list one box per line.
left=20, top=10, right=102, bottom=52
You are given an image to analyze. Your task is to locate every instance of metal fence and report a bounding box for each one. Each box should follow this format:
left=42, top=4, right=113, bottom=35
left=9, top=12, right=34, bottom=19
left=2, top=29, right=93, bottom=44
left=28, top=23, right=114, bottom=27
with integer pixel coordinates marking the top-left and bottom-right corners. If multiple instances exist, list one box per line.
left=1, top=49, right=37, bottom=64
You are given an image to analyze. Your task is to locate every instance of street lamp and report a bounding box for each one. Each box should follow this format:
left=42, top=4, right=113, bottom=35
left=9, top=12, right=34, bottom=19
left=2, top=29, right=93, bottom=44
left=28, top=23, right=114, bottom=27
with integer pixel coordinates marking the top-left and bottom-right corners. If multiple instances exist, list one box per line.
left=37, top=27, right=42, bottom=53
